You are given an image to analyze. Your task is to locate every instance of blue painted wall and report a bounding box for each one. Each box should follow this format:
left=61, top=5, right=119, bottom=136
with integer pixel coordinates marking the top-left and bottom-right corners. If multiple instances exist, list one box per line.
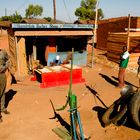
left=47, top=51, right=87, bottom=66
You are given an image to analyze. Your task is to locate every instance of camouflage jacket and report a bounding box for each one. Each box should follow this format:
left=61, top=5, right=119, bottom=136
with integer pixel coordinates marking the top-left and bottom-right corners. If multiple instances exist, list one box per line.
left=0, top=49, right=12, bottom=73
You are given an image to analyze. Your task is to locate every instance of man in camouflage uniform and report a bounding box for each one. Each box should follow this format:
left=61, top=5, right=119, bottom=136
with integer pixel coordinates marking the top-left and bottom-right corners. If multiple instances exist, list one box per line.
left=137, top=56, right=140, bottom=91
left=0, top=49, right=12, bottom=122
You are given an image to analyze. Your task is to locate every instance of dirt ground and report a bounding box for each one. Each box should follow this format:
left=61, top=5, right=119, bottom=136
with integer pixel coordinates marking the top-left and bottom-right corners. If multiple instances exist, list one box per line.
left=0, top=62, right=140, bottom=140
left=0, top=32, right=140, bottom=140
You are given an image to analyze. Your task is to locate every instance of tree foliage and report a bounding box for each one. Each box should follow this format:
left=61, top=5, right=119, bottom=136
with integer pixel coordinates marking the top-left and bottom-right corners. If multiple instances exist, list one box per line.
left=75, top=0, right=104, bottom=20
left=0, top=11, right=22, bottom=23
left=44, top=17, right=52, bottom=22
left=25, top=4, right=43, bottom=18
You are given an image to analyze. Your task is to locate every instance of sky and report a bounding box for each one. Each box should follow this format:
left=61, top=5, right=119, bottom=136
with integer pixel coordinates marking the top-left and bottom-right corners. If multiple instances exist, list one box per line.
left=0, top=0, right=140, bottom=22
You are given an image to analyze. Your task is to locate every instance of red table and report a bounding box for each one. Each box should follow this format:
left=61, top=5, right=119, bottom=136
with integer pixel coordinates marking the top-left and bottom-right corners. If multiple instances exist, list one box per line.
left=31, top=64, right=85, bottom=88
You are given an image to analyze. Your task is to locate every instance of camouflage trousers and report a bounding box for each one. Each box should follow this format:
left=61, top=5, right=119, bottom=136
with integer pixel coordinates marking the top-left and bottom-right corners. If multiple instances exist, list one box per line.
left=0, top=73, right=6, bottom=118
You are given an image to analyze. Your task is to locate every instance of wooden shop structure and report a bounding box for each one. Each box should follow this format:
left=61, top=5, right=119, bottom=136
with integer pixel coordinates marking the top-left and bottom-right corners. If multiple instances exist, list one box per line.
left=7, top=23, right=94, bottom=77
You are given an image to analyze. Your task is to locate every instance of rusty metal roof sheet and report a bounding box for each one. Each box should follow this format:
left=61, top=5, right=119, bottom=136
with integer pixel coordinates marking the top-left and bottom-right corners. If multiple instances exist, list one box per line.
left=0, top=21, right=12, bottom=28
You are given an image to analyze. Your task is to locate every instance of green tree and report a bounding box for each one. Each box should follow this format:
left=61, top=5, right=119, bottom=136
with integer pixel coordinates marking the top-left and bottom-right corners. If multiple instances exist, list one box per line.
left=0, top=11, right=22, bottom=23
left=25, top=4, right=43, bottom=18
left=11, top=11, right=22, bottom=23
left=75, top=0, right=104, bottom=20
left=44, top=17, right=52, bottom=22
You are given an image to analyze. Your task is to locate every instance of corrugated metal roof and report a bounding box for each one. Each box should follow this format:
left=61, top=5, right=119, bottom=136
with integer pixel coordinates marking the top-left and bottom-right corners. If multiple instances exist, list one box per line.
left=21, top=18, right=66, bottom=24
left=21, top=18, right=49, bottom=24
left=0, top=21, right=12, bottom=28
left=74, top=16, right=140, bottom=24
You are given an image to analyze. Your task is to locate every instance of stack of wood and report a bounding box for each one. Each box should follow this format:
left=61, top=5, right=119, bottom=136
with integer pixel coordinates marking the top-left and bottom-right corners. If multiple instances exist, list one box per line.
left=97, top=16, right=134, bottom=50
left=107, top=32, right=128, bottom=63
left=107, top=32, right=140, bottom=67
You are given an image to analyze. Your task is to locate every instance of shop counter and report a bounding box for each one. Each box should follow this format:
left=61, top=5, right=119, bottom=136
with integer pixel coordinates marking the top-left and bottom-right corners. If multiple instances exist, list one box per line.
left=31, top=64, right=85, bottom=88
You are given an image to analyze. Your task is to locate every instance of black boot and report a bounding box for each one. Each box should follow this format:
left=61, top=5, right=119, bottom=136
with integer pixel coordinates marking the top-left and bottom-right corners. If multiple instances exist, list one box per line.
left=2, top=109, right=10, bottom=115
left=0, top=116, right=2, bottom=123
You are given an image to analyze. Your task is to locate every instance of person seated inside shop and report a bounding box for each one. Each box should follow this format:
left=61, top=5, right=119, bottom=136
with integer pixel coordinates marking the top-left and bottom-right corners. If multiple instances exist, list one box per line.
left=50, top=55, right=62, bottom=66
left=50, top=52, right=72, bottom=66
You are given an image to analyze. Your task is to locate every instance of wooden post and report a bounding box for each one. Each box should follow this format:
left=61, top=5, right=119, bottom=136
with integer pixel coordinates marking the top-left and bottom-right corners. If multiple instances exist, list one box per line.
left=15, top=37, right=20, bottom=77
left=127, top=14, right=131, bottom=51
left=0, top=27, right=2, bottom=35
left=53, top=0, right=56, bottom=23
left=33, top=45, right=37, bottom=60
left=91, top=0, right=99, bottom=68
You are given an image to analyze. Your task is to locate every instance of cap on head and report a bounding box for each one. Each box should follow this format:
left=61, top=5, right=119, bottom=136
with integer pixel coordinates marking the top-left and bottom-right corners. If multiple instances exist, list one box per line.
left=56, top=55, right=60, bottom=60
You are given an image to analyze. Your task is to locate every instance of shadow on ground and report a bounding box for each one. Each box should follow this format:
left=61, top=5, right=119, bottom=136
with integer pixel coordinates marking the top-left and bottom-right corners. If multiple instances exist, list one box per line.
left=92, top=106, right=107, bottom=127
left=85, top=84, right=108, bottom=127
left=5, top=89, right=17, bottom=108
left=99, top=73, right=118, bottom=87
left=49, top=99, right=70, bottom=132
left=49, top=99, right=92, bottom=140
left=85, top=84, right=140, bottom=131
left=92, top=96, right=140, bottom=131
left=85, top=84, right=108, bottom=109
left=111, top=76, right=138, bottom=88
left=98, top=73, right=138, bottom=89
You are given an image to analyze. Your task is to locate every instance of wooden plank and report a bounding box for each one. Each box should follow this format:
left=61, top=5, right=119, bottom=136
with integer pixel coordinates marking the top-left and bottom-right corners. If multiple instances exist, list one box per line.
left=107, top=57, right=120, bottom=63
left=107, top=37, right=127, bottom=43
left=129, top=32, right=140, bottom=37
left=107, top=42, right=125, bottom=47
left=52, top=127, right=71, bottom=140
left=130, top=53, right=140, bottom=57
left=107, top=31, right=140, bottom=65
left=14, top=30, right=93, bottom=36
left=107, top=52, right=120, bottom=59
left=107, top=46, right=123, bottom=53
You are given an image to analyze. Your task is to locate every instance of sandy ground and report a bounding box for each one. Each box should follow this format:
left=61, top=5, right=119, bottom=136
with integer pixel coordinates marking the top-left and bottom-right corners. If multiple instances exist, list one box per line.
left=0, top=31, right=140, bottom=140
left=0, top=62, right=140, bottom=140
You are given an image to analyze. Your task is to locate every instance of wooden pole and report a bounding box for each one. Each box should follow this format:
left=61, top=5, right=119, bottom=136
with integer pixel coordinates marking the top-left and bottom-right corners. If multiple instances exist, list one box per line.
left=53, top=0, right=56, bottom=23
left=5, top=8, right=7, bottom=16
left=127, top=14, right=131, bottom=51
left=91, top=0, right=98, bottom=68
left=33, top=45, right=37, bottom=60
left=0, top=27, right=2, bottom=35
left=15, top=37, right=20, bottom=77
